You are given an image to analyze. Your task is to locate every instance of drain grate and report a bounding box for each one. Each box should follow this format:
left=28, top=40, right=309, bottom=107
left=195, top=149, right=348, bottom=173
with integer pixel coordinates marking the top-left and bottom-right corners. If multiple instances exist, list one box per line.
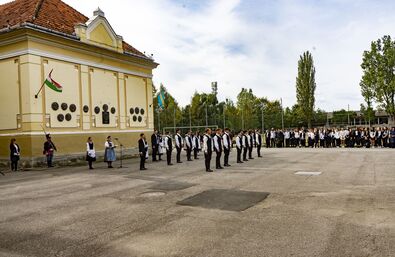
left=177, top=189, right=270, bottom=212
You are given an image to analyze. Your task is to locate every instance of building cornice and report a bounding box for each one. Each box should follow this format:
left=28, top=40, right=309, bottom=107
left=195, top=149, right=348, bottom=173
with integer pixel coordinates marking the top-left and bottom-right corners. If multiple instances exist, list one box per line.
left=0, top=26, right=159, bottom=69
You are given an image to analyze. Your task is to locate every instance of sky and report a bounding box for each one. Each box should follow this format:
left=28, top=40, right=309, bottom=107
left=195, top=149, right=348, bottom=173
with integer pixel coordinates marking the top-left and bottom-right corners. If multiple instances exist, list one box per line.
left=2, top=0, right=395, bottom=110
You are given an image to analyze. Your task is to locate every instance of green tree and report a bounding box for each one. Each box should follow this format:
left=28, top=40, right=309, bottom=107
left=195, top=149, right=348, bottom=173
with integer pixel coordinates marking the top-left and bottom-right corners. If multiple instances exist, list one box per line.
left=296, top=51, right=317, bottom=128
left=361, top=35, right=395, bottom=123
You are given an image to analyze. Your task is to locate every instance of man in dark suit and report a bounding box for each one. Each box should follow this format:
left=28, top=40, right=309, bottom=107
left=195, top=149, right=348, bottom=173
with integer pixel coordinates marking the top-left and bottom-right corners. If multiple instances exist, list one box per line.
left=175, top=129, right=183, bottom=163
left=164, top=131, right=173, bottom=165
left=223, top=128, right=231, bottom=167
left=151, top=130, right=159, bottom=162
left=203, top=128, right=213, bottom=172
left=256, top=129, right=262, bottom=157
left=213, top=128, right=223, bottom=169
left=138, top=133, right=148, bottom=170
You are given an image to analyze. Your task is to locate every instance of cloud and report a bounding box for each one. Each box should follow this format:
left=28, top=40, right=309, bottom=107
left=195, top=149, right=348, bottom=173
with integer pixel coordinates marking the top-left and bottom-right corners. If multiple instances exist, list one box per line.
left=2, top=0, right=395, bottom=111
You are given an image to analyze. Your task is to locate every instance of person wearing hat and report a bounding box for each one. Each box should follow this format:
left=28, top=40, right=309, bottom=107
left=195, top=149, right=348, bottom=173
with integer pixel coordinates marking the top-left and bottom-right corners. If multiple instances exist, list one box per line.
left=43, top=134, right=57, bottom=168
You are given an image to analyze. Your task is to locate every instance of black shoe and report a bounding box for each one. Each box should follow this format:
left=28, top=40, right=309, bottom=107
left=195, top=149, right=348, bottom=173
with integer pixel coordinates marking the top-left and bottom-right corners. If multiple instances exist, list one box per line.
left=258, top=156, right=262, bottom=158
left=89, top=167, right=94, bottom=170
left=249, top=157, right=254, bottom=160
left=187, top=159, right=193, bottom=161
left=206, top=169, right=213, bottom=172
left=243, top=159, right=248, bottom=162
left=168, top=163, right=173, bottom=166
left=217, top=167, right=224, bottom=169
left=177, top=161, right=183, bottom=163
left=140, top=168, right=147, bottom=170
left=224, top=164, right=231, bottom=167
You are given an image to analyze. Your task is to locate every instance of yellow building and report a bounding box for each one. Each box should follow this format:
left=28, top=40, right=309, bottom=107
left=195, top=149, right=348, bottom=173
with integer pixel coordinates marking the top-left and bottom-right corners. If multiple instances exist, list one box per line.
left=0, top=0, right=158, bottom=167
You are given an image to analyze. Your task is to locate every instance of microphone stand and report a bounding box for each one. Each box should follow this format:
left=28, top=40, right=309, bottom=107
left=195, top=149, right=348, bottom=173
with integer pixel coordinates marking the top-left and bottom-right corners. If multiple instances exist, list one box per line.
left=115, top=138, right=127, bottom=168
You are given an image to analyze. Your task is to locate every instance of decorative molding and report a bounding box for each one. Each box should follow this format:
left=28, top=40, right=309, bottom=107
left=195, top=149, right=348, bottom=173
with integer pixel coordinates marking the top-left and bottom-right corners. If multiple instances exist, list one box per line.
left=0, top=129, right=154, bottom=137
left=0, top=49, right=153, bottom=78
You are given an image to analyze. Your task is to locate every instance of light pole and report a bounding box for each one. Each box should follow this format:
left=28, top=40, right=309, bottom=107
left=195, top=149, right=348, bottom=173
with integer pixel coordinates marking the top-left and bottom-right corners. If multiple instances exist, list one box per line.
left=261, top=104, right=264, bottom=131
left=205, top=103, right=208, bottom=127
left=189, top=107, right=192, bottom=130
left=173, top=106, right=176, bottom=133
left=281, top=99, right=284, bottom=130
left=223, top=105, right=226, bottom=128
left=157, top=108, right=161, bottom=132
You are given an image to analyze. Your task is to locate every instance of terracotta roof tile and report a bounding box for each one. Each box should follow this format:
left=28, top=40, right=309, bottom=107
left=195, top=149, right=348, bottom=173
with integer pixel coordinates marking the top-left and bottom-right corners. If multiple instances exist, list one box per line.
left=0, top=0, right=147, bottom=58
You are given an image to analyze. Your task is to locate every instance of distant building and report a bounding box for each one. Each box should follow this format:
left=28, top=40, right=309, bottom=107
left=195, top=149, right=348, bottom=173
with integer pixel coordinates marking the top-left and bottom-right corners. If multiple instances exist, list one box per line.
left=0, top=0, right=158, bottom=166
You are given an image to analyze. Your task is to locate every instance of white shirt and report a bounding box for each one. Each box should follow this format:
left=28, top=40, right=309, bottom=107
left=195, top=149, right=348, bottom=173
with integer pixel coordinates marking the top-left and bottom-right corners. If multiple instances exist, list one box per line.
left=202, top=134, right=213, bottom=153
left=214, top=134, right=222, bottom=152
left=164, top=136, right=171, bottom=151
left=255, top=133, right=261, bottom=146
left=175, top=133, right=183, bottom=148
left=284, top=131, right=290, bottom=139
left=236, top=135, right=242, bottom=149
left=223, top=132, right=230, bottom=150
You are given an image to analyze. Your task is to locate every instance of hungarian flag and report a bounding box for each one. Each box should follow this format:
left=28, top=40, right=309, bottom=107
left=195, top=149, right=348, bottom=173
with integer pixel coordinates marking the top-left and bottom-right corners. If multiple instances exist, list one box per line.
left=45, top=70, right=63, bottom=93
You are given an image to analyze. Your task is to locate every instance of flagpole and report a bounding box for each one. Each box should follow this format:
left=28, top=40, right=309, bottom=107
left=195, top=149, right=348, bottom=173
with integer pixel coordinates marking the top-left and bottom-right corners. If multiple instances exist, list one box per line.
left=35, top=69, right=52, bottom=98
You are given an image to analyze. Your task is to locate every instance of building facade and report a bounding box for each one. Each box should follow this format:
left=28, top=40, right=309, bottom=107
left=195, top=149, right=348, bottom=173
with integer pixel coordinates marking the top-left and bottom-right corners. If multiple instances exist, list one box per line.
left=0, top=0, right=158, bottom=166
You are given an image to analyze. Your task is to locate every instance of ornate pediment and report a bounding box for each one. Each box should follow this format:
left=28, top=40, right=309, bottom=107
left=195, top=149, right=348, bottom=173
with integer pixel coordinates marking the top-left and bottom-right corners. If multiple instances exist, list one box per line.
left=74, top=8, right=124, bottom=53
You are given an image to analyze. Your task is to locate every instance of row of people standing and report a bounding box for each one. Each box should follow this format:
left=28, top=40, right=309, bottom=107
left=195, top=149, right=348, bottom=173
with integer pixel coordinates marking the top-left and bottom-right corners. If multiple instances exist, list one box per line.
left=265, top=127, right=395, bottom=148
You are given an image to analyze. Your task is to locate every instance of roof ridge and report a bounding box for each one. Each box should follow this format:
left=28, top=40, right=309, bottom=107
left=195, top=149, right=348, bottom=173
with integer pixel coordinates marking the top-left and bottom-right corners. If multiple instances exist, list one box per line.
left=32, top=0, right=44, bottom=21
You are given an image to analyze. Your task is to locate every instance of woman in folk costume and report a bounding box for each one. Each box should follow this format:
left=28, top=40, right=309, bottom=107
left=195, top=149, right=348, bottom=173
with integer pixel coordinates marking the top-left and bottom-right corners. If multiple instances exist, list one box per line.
left=10, top=138, right=21, bottom=171
left=104, top=136, right=116, bottom=168
left=86, top=137, right=96, bottom=170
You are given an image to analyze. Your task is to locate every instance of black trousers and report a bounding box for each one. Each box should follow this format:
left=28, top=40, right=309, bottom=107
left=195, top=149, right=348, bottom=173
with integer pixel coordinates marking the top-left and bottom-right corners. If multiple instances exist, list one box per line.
left=140, top=153, right=146, bottom=169
left=257, top=145, right=261, bottom=157
left=152, top=145, right=157, bottom=161
left=186, top=148, right=192, bottom=160
left=270, top=138, right=276, bottom=148
left=11, top=160, right=18, bottom=171
left=237, top=147, right=242, bottom=162
left=176, top=147, right=181, bottom=162
left=215, top=151, right=222, bottom=168
left=204, top=151, right=212, bottom=171
left=266, top=138, right=270, bottom=148
left=223, top=148, right=230, bottom=165
left=285, top=139, right=290, bottom=147
left=243, top=147, right=248, bottom=160
left=194, top=148, right=199, bottom=159
left=88, top=160, right=93, bottom=169
left=248, top=146, right=253, bottom=159
left=166, top=149, right=172, bottom=165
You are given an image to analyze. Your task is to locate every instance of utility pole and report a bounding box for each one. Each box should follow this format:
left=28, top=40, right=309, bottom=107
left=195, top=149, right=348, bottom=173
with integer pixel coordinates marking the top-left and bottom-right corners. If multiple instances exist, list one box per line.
left=281, top=98, right=284, bottom=130
left=205, top=104, right=208, bottom=127
left=173, top=106, right=176, bottom=133
left=157, top=108, right=161, bottom=132
left=261, top=106, right=264, bottom=131
left=347, top=104, right=350, bottom=126
left=189, top=107, right=191, bottom=130
left=223, top=105, right=226, bottom=128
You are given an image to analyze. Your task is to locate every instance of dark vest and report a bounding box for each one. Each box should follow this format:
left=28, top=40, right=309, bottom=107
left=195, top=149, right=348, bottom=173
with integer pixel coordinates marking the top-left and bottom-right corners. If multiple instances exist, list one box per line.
left=205, top=135, right=212, bottom=154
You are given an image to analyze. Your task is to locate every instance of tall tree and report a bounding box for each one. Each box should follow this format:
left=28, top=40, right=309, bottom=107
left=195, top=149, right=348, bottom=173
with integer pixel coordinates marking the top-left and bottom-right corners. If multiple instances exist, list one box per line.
left=296, top=51, right=316, bottom=128
left=361, top=35, right=395, bottom=123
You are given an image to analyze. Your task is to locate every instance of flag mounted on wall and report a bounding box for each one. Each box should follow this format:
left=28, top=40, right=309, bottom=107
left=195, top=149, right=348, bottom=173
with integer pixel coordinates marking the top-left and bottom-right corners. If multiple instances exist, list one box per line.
left=45, top=70, right=63, bottom=93
left=157, top=86, right=165, bottom=110
left=35, top=69, right=63, bottom=98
